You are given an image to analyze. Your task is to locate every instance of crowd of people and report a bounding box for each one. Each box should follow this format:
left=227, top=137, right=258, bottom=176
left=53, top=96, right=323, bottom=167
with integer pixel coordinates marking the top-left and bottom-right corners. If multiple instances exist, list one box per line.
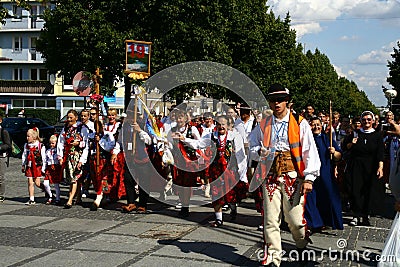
left=1, top=83, right=400, bottom=267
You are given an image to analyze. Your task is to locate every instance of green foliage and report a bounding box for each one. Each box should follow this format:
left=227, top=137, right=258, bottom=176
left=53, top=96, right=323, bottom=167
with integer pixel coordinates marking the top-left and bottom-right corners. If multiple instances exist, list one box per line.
left=8, top=109, right=60, bottom=125
left=387, top=41, right=400, bottom=105
left=36, top=0, right=377, bottom=117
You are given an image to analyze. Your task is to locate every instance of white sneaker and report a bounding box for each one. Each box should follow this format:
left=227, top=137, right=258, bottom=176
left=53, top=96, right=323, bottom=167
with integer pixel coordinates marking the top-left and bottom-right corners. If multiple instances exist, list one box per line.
left=258, top=224, right=264, bottom=231
left=175, top=202, right=182, bottom=209
left=349, top=217, right=358, bottom=226
left=25, top=200, right=36, bottom=206
left=222, top=204, right=229, bottom=211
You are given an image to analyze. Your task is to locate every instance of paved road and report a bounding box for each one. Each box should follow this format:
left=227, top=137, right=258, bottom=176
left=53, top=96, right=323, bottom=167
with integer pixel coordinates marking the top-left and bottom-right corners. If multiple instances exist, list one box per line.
left=0, top=157, right=397, bottom=266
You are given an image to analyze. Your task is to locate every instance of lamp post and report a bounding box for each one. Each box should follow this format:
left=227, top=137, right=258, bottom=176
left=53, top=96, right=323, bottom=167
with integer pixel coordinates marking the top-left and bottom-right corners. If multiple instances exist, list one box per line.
left=383, top=88, right=397, bottom=111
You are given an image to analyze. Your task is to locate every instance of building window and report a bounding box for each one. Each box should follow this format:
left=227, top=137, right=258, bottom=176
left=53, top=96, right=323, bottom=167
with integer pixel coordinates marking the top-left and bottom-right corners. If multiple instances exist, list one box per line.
left=13, top=100, right=23, bottom=108
left=30, top=37, right=37, bottom=60
left=12, top=99, right=56, bottom=109
left=24, top=100, right=34, bottom=107
left=31, top=69, right=38, bottom=80
left=36, top=100, right=46, bottom=107
left=62, top=100, right=84, bottom=116
left=12, top=5, right=22, bottom=19
left=47, top=100, right=56, bottom=108
left=13, top=69, right=23, bottom=80
left=39, top=69, right=47, bottom=80
left=30, top=69, right=47, bottom=80
left=13, top=36, right=22, bottom=52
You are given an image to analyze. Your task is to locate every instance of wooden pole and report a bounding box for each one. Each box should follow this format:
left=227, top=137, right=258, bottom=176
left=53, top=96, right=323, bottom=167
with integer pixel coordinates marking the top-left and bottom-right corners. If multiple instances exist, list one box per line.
left=132, top=94, right=138, bottom=155
left=94, top=68, right=101, bottom=173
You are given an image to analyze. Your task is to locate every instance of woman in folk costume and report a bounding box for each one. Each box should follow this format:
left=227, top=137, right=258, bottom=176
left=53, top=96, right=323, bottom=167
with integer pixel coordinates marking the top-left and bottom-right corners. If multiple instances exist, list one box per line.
left=177, top=115, right=248, bottom=226
left=88, top=119, right=117, bottom=211
left=249, top=84, right=320, bottom=267
left=22, top=127, right=48, bottom=205
left=168, top=108, right=201, bottom=217
left=104, top=108, right=126, bottom=201
left=57, top=109, right=89, bottom=209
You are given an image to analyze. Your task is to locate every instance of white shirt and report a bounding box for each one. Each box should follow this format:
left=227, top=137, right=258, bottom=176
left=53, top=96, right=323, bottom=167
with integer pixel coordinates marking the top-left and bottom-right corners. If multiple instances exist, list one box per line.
left=249, top=111, right=320, bottom=181
left=182, top=130, right=248, bottom=182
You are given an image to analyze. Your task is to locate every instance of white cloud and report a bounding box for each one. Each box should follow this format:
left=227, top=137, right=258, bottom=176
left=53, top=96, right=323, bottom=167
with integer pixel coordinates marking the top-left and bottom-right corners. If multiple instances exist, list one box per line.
left=268, top=0, right=400, bottom=36
left=355, top=40, right=400, bottom=64
left=339, top=35, right=359, bottom=41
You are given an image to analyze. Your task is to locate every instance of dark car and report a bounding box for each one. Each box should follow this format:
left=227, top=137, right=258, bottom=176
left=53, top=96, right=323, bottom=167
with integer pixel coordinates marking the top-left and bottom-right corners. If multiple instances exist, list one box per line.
left=54, top=114, right=67, bottom=134
left=2, top=117, right=55, bottom=151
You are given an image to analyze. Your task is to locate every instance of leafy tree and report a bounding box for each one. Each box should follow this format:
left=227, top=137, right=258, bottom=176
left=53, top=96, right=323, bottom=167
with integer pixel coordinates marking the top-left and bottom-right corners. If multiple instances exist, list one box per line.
left=386, top=41, right=400, bottom=106
left=37, top=0, right=131, bottom=96
left=35, top=0, right=377, bottom=116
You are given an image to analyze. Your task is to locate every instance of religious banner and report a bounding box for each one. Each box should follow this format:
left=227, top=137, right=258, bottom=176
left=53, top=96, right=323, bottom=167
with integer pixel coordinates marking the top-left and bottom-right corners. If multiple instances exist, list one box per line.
left=125, top=40, right=152, bottom=76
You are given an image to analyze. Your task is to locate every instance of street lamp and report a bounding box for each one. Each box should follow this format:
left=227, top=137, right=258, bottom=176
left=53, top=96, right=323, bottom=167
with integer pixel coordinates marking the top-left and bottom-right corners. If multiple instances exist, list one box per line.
left=383, top=88, right=397, bottom=110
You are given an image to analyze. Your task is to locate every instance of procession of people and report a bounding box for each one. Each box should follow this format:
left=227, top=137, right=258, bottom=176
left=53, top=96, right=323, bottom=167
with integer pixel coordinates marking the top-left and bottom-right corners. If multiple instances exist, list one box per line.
left=1, top=83, right=399, bottom=267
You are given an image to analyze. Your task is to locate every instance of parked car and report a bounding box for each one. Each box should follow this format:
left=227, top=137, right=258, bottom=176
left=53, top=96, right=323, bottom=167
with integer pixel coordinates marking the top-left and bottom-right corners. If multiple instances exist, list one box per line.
left=2, top=117, right=55, bottom=152
left=54, top=114, right=67, bottom=134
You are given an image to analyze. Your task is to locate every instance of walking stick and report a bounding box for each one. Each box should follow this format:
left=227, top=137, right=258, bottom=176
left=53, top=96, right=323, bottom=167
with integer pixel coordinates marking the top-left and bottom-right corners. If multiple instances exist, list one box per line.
left=329, top=100, right=333, bottom=160
left=94, top=68, right=101, bottom=174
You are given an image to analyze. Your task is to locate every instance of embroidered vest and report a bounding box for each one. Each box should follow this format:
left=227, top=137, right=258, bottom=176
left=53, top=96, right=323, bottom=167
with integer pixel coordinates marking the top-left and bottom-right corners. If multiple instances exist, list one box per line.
left=260, top=112, right=305, bottom=177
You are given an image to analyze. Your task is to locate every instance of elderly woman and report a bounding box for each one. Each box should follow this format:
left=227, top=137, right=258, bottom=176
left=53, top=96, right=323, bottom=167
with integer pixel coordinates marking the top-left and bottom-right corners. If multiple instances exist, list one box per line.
left=342, top=111, right=385, bottom=226
left=305, top=116, right=343, bottom=232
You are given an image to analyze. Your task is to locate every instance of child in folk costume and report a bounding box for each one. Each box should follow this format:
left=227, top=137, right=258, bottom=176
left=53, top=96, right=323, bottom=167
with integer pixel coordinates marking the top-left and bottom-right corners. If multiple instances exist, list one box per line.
left=168, top=108, right=201, bottom=217
left=177, top=115, right=248, bottom=226
left=44, top=135, right=62, bottom=205
left=57, top=109, right=89, bottom=209
left=89, top=120, right=117, bottom=211
left=22, top=128, right=49, bottom=205
left=104, top=108, right=126, bottom=201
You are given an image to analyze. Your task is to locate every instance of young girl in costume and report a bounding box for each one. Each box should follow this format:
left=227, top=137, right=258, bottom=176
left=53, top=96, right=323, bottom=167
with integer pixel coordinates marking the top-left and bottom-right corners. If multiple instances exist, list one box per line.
left=44, top=135, right=62, bottom=205
left=22, top=128, right=49, bottom=205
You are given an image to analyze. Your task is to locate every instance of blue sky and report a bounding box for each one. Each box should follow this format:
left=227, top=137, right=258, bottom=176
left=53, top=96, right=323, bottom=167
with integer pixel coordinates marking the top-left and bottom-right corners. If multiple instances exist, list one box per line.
left=268, top=0, right=400, bottom=107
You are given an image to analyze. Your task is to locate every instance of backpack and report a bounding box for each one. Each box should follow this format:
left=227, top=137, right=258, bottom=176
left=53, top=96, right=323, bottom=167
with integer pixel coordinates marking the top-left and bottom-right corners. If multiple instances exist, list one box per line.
left=1, top=127, right=12, bottom=167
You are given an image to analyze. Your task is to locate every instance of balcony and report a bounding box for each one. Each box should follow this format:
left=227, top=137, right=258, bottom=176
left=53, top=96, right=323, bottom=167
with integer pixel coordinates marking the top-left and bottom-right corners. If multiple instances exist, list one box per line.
left=0, top=80, right=53, bottom=94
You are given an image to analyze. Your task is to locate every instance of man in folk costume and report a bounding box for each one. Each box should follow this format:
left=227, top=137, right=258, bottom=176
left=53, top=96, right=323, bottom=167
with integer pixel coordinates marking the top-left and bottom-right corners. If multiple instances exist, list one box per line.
left=249, top=84, right=320, bottom=267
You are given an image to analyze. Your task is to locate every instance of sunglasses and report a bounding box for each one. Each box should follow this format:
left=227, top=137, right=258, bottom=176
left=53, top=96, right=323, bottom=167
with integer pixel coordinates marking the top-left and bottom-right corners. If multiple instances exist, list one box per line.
left=361, top=118, right=372, bottom=122
left=268, top=96, right=288, bottom=103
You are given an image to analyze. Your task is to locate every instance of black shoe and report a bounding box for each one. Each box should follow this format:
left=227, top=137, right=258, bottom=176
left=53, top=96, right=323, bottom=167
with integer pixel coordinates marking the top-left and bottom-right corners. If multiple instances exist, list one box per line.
left=210, top=219, right=223, bottom=227
left=230, top=209, right=237, bottom=221
left=362, top=217, right=371, bottom=226
left=54, top=199, right=62, bottom=206
left=179, top=207, right=189, bottom=218
left=64, top=203, right=72, bottom=209
left=90, top=203, right=98, bottom=211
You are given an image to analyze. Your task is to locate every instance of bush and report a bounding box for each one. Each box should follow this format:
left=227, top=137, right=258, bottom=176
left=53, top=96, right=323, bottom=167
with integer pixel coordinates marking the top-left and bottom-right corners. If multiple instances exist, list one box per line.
left=8, top=108, right=60, bottom=125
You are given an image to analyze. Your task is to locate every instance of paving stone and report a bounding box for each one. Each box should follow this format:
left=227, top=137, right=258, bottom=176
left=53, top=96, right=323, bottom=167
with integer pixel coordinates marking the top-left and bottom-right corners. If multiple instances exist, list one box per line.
left=36, top=217, right=121, bottom=233
left=0, top=215, right=57, bottom=228
left=69, top=233, right=158, bottom=253
left=0, top=245, right=49, bottom=267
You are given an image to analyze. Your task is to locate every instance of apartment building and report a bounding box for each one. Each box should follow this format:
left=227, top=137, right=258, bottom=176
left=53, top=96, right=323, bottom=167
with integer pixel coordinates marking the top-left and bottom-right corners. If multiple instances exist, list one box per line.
left=0, top=1, right=56, bottom=112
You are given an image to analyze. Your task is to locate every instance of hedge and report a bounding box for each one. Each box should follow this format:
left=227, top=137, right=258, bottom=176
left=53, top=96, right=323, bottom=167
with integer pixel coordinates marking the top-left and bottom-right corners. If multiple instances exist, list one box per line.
left=8, top=108, right=61, bottom=125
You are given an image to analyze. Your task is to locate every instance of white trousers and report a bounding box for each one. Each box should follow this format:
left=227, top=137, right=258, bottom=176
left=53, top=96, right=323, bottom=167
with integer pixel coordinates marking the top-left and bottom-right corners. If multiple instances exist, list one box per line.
left=261, top=175, right=308, bottom=266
